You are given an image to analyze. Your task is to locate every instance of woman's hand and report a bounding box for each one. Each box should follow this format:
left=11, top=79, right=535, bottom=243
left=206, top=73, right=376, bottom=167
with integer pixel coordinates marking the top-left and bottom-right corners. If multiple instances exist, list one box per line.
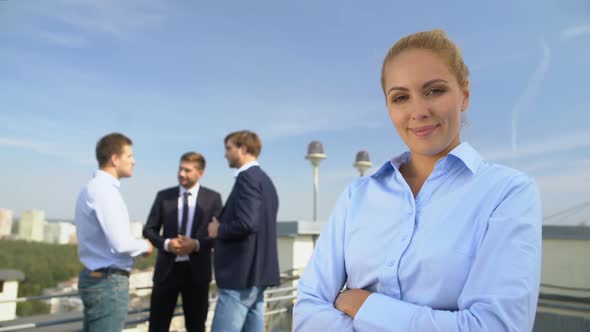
left=334, top=289, right=372, bottom=318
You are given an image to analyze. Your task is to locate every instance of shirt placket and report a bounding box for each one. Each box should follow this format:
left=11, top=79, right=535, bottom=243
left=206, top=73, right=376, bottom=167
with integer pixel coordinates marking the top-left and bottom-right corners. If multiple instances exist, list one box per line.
left=379, top=174, right=416, bottom=298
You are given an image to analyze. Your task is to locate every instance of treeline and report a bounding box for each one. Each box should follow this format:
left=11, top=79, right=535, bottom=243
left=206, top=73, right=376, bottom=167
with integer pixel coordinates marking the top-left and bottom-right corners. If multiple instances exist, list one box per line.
left=0, top=240, right=155, bottom=316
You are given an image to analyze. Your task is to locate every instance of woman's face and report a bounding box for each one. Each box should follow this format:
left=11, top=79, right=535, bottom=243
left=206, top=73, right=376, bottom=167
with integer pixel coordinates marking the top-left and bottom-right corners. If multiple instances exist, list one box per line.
left=383, top=48, right=469, bottom=159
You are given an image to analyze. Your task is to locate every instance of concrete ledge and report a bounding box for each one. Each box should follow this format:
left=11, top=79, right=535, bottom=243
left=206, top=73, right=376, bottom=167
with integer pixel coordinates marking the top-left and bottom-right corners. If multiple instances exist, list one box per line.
left=0, top=270, right=24, bottom=282
left=277, top=220, right=325, bottom=237
left=543, top=226, right=590, bottom=240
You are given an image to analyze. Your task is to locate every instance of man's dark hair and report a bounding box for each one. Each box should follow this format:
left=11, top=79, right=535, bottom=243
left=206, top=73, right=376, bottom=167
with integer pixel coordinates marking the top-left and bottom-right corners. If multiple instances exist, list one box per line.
left=224, top=130, right=262, bottom=157
left=96, top=133, right=132, bottom=167
left=180, top=152, right=206, bottom=170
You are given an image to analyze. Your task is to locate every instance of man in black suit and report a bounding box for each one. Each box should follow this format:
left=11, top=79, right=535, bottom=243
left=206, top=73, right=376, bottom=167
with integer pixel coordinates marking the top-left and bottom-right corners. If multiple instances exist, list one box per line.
left=143, top=152, right=222, bottom=332
left=208, top=130, right=280, bottom=332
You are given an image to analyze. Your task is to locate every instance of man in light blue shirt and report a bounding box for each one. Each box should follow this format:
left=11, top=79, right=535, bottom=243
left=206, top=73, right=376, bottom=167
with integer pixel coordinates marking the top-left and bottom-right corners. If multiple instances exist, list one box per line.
left=75, top=133, right=152, bottom=332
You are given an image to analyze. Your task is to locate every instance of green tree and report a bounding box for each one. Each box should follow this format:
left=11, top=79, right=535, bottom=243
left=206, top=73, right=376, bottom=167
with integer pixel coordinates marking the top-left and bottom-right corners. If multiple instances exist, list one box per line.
left=0, top=240, right=156, bottom=316
left=0, top=240, right=81, bottom=316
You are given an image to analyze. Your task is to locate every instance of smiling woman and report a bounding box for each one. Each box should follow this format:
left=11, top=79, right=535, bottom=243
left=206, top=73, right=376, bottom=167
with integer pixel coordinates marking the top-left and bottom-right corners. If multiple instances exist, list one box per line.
left=382, top=30, right=470, bottom=168
left=294, top=29, right=543, bottom=332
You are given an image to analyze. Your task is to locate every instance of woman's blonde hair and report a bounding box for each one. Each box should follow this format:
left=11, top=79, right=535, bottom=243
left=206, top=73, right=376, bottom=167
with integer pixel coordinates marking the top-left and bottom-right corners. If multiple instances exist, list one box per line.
left=381, top=29, right=470, bottom=93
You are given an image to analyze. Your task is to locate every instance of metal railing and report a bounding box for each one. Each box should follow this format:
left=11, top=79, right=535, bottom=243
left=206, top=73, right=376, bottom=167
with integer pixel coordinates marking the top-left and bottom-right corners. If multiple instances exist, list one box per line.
left=0, top=274, right=300, bottom=332
left=0, top=286, right=153, bottom=305
left=4, top=276, right=588, bottom=332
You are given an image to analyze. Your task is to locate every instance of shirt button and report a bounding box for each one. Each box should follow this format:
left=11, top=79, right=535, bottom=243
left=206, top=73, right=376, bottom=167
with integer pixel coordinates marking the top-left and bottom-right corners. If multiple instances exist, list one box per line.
left=402, top=235, right=407, bottom=241
left=388, top=260, right=395, bottom=267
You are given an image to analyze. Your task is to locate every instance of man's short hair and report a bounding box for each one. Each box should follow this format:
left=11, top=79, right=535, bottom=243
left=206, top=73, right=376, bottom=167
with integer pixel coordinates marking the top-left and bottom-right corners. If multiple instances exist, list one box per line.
left=224, top=130, right=262, bottom=157
left=96, top=133, right=132, bottom=167
left=180, top=152, right=206, bottom=170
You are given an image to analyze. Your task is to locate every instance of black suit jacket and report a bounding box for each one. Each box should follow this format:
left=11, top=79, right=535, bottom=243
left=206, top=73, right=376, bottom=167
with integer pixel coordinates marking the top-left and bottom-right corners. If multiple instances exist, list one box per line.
left=143, top=185, right=222, bottom=285
left=214, top=165, right=280, bottom=289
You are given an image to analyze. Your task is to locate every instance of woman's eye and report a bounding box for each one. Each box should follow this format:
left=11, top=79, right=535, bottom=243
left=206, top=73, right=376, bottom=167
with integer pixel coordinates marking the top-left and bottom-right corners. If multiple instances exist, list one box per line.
left=426, top=88, right=446, bottom=96
left=392, top=95, right=408, bottom=103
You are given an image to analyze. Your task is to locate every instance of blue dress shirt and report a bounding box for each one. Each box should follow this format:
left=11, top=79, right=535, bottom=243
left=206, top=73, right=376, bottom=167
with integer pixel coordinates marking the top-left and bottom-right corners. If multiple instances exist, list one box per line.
left=75, top=170, right=149, bottom=272
left=294, top=142, right=542, bottom=331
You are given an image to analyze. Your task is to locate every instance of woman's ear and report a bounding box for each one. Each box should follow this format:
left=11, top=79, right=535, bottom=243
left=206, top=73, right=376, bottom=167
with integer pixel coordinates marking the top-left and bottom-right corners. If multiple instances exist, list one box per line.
left=461, top=80, right=470, bottom=112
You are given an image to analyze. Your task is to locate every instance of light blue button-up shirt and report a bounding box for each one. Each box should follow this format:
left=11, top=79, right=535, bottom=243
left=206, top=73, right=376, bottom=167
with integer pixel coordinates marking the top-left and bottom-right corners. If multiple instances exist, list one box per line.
left=75, top=170, right=149, bottom=272
left=294, top=142, right=542, bottom=331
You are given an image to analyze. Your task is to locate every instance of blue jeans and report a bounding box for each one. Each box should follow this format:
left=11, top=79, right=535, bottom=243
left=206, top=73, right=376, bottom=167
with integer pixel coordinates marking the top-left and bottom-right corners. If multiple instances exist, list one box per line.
left=78, top=269, right=129, bottom=332
left=211, top=286, right=266, bottom=332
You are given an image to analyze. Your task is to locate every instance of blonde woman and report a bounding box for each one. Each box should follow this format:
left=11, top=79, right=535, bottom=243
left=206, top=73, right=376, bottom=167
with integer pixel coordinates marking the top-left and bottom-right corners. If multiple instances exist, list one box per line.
left=294, top=29, right=542, bottom=331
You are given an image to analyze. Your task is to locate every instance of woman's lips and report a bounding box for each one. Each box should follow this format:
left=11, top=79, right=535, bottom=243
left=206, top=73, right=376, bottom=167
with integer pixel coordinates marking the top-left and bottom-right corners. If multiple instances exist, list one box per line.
left=409, top=125, right=438, bottom=137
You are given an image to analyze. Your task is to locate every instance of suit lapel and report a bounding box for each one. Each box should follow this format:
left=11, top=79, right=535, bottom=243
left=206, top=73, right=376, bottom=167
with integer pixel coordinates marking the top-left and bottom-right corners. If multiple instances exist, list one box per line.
left=221, top=180, right=238, bottom=220
left=221, top=166, right=255, bottom=219
left=190, top=186, right=205, bottom=237
left=165, top=188, right=180, bottom=236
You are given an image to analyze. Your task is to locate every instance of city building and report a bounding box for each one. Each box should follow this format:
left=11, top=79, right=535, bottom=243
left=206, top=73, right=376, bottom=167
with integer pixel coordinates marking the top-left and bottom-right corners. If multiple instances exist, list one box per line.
left=44, top=279, right=82, bottom=314
left=18, top=209, right=46, bottom=242
left=43, top=221, right=76, bottom=245
left=129, top=270, right=153, bottom=297
left=129, top=221, right=144, bottom=239
left=0, top=208, right=14, bottom=238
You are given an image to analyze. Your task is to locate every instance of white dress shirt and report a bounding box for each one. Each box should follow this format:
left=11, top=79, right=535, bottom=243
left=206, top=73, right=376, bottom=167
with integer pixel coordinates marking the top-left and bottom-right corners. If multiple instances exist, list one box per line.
left=164, top=183, right=199, bottom=262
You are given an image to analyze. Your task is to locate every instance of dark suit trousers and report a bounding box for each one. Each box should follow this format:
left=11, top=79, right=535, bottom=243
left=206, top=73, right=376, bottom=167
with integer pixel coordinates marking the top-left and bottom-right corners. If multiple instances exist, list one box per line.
left=148, top=262, right=209, bottom=332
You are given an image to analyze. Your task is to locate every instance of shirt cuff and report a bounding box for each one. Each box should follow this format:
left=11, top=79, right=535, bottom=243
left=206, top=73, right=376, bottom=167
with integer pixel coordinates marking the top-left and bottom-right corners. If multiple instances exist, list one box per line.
left=164, top=239, right=171, bottom=252
left=194, top=239, right=200, bottom=252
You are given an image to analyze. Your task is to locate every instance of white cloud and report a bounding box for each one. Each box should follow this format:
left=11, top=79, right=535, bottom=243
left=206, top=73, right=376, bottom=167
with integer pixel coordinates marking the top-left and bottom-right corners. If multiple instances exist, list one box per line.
left=560, top=24, right=590, bottom=40
left=53, top=0, right=166, bottom=37
left=536, top=168, right=590, bottom=196
left=0, top=137, right=52, bottom=152
left=533, top=161, right=590, bottom=225
left=260, top=106, right=385, bottom=139
left=470, top=51, right=530, bottom=72
left=0, top=137, right=91, bottom=165
left=38, top=30, right=88, bottom=48
left=13, top=0, right=168, bottom=47
left=511, top=39, right=551, bottom=153
left=482, top=130, right=590, bottom=161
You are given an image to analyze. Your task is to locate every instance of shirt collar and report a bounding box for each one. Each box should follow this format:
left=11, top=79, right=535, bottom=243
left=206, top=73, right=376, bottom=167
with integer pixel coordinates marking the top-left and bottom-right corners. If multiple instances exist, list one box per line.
left=234, top=160, right=259, bottom=178
left=447, top=142, right=482, bottom=174
left=371, top=151, right=410, bottom=178
left=180, top=183, right=200, bottom=197
left=94, top=170, right=120, bottom=188
left=371, top=142, right=482, bottom=178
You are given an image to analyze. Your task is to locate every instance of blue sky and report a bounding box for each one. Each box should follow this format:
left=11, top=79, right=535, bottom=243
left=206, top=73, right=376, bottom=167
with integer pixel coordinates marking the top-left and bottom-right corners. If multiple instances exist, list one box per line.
left=1, top=0, right=589, bottom=225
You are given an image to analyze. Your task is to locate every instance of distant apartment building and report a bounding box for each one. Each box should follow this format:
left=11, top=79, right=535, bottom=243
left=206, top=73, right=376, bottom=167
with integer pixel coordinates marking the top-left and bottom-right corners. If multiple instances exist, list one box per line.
left=130, top=221, right=144, bottom=239
left=18, top=209, right=46, bottom=242
left=0, top=208, right=14, bottom=238
left=44, top=279, right=82, bottom=314
left=68, top=231, right=78, bottom=244
left=129, top=270, right=153, bottom=297
left=44, top=221, right=76, bottom=245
